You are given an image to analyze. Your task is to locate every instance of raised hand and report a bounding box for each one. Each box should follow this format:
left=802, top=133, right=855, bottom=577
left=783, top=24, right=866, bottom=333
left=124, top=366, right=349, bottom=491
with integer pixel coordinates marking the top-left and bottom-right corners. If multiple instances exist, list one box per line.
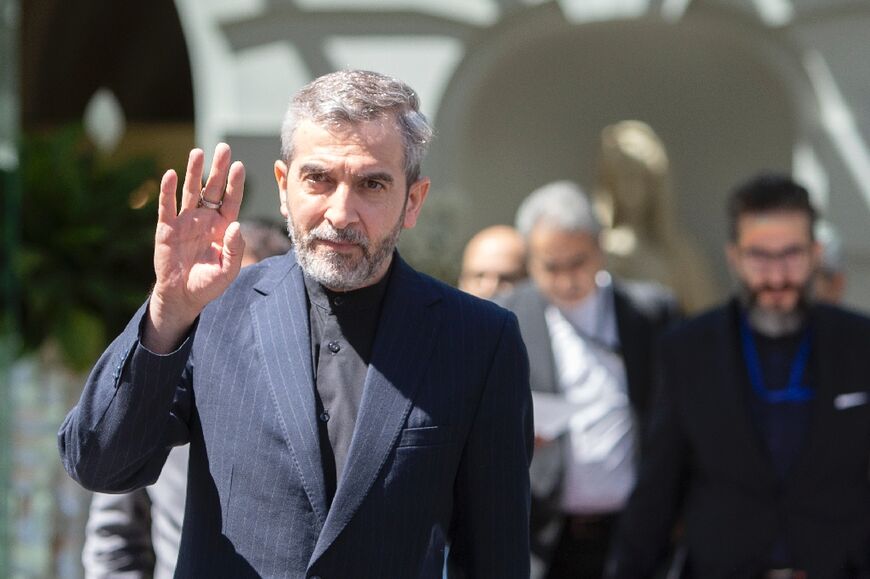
left=143, top=143, right=246, bottom=353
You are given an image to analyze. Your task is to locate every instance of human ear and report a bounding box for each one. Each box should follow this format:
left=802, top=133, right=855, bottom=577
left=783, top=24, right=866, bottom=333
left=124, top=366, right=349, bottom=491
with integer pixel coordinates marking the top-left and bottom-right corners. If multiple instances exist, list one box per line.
left=402, top=177, right=430, bottom=229
left=274, top=160, right=289, bottom=218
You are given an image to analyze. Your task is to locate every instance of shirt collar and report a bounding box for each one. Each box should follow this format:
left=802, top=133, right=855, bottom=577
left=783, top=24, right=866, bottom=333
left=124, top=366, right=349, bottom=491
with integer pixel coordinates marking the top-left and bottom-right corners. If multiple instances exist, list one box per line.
left=558, top=287, right=601, bottom=334
left=554, top=271, right=618, bottom=347
left=303, top=263, right=393, bottom=314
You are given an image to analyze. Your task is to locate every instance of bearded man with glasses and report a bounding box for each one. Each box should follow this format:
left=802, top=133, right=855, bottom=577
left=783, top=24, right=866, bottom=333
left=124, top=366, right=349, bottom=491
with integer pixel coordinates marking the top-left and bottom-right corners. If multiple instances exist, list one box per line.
left=606, top=173, right=870, bottom=579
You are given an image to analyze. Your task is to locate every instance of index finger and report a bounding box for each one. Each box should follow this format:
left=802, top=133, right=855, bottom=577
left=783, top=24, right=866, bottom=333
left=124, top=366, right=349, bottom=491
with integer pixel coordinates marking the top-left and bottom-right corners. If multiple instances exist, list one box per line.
left=219, top=160, right=245, bottom=221
left=158, top=169, right=179, bottom=225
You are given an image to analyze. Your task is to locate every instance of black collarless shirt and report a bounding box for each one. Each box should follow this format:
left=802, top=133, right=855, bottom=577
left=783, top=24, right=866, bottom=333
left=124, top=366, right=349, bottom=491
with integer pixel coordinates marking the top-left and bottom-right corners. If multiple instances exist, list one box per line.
left=747, top=326, right=815, bottom=481
left=303, top=267, right=391, bottom=505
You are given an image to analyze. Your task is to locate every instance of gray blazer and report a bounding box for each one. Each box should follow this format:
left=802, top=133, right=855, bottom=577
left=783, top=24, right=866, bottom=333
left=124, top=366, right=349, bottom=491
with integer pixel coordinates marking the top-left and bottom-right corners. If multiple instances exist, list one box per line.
left=83, top=444, right=187, bottom=579
left=60, top=252, right=533, bottom=578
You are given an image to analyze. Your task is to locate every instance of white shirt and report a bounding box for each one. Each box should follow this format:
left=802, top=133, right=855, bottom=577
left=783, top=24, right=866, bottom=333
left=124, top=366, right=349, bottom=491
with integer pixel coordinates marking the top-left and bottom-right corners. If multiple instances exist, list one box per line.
left=545, top=274, right=638, bottom=514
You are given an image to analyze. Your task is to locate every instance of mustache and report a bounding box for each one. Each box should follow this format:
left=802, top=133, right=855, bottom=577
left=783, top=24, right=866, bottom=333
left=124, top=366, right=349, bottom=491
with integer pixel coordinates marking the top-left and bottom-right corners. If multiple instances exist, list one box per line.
left=306, top=224, right=368, bottom=248
left=753, top=283, right=802, bottom=293
left=741, top=280, right=812, bottom=309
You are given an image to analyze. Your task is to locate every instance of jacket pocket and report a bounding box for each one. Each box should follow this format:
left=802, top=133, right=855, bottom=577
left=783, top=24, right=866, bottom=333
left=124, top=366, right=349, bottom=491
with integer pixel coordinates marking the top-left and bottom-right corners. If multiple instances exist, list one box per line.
left=396, top=426, right=448, bottom=448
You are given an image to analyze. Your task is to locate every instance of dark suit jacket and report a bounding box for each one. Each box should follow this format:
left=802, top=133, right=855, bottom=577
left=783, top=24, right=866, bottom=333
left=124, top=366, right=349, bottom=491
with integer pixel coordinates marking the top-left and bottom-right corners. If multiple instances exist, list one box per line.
left=607, top=300, right=870, bottom=579
left=496, top=279, right=677, bottom=577
left=59, top=252, right=533, bottom=578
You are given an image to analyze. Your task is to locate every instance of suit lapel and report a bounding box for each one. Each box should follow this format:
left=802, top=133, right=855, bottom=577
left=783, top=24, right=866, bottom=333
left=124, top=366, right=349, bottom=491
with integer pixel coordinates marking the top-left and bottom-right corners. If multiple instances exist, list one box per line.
left=613, top=287, right=650, bottom=412
left=712, top=303, right=779, bottom=486
left=787, top=307, right=838, bottom=482
left=517, top=284, right=558, bottom=394
left=310, top=256, right=443, bottom=564
left=251, top=254, right=329, bottom=527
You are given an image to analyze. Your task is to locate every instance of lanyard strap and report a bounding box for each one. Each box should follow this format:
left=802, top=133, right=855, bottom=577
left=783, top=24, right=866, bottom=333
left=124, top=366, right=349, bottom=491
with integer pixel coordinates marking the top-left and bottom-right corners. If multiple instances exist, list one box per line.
left=738, top=314, right=814, bottom=404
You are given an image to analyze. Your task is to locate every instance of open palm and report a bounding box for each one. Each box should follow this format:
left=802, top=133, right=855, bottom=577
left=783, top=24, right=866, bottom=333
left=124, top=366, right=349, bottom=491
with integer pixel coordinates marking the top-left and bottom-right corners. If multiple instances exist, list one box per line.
left=146, top=143, right=246, bottom=352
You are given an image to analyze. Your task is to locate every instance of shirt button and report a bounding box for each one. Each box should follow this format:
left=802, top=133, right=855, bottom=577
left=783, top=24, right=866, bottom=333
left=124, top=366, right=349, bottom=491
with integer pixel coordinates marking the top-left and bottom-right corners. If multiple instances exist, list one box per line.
left=319, top=411, right=330, bottom=423
left=327, top=341, right=341, bottom=354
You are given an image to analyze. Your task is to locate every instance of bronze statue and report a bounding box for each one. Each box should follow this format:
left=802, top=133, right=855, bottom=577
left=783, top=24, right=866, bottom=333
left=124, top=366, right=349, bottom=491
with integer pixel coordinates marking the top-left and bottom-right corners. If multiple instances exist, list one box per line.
left=596, top=120, right=717, bottom=312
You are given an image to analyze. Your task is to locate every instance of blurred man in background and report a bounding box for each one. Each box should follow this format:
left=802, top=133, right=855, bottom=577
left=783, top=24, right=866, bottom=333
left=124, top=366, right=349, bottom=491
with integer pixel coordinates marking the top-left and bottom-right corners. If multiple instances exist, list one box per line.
left=607, top=173, right=870, bottom=578
left=458, top=224, right=527, bottom=300
left=498, top=181, right=677, bottom=579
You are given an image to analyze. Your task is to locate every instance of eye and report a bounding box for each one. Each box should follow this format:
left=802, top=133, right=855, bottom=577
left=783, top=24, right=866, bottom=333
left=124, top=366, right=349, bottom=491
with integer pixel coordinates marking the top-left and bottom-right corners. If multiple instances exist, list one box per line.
left=782, top=246, right=807, bottom=259
left=362, top=179, right=386, bottom=192
left=305, top=172, right=328, bottom=183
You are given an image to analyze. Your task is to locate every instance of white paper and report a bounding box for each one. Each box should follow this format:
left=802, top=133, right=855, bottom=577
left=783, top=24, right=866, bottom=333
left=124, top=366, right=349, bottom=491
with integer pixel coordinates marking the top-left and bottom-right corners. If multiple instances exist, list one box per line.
left=531, top=391, right=577, bottom=441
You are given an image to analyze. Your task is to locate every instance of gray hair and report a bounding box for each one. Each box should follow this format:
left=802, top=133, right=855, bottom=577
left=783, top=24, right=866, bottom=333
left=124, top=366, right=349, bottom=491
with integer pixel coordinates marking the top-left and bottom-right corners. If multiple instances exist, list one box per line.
left=280, top=70, right=433, bottom=186
left=515, top=180, right=602, bottom=239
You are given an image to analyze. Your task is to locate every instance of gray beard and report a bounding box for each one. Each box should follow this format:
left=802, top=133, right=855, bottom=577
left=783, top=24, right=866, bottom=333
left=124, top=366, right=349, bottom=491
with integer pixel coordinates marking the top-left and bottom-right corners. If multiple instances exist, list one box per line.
left=288, top=216, right=402, bottom=291
left=739, top=285, right=810, bottom=338
left=746, top=306, right=805, bottom=337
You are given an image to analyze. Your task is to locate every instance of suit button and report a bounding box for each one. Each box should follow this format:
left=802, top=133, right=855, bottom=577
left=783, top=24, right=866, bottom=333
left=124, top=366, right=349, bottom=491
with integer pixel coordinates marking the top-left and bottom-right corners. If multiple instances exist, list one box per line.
left=319, top=411, right=330, bottom=423
left=327, top=341, right=340, bottom=354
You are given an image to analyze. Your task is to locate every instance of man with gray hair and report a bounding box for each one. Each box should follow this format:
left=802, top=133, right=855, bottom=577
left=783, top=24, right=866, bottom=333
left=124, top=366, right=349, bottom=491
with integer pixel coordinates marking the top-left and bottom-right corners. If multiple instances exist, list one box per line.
left=498, top=181, right=677, bottom=578
left=60, top=70, right=533, bottom=578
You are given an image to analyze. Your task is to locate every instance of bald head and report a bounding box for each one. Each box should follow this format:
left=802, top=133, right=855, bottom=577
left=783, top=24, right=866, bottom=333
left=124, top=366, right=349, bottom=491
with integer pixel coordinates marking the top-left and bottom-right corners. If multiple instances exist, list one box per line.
left=459, top=225, right=527, bottom=299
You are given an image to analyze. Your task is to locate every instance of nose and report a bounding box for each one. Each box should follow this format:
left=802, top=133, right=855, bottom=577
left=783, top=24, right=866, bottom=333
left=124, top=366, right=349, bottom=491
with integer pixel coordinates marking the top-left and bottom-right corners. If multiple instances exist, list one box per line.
left=554, top=268, right=578, bottom=291
left=763, top=261, right=789, bottom=287
left=323, top=183, right=359, bottom=230
left=494, top=277, right=516, bottom=296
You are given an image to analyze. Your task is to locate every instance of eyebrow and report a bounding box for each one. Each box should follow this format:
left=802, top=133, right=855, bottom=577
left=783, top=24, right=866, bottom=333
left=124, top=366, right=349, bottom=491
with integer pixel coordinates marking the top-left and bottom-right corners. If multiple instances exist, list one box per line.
left=741, top=243, right=809, bottom=254
left=356, top=171, right=394, bottom=185
left=296, top=165, right=395, bottom=185
left=297, top=163, right=327, bottom=176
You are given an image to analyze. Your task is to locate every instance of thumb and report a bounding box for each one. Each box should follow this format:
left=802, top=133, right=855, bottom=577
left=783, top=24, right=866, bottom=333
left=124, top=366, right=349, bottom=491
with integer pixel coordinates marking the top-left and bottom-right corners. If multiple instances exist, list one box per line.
left=221, top=221, right=246, bottom=277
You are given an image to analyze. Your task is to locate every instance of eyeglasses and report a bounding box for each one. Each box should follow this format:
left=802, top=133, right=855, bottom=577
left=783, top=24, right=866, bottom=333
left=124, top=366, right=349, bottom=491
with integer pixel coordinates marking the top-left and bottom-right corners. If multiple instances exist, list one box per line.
left=738, top=244, right=812, bottom=273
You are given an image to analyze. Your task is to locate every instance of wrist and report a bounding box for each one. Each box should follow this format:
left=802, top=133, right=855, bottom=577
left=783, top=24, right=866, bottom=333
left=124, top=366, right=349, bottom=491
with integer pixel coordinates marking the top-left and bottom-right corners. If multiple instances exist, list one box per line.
left=144, top=293, right=199, bottom=354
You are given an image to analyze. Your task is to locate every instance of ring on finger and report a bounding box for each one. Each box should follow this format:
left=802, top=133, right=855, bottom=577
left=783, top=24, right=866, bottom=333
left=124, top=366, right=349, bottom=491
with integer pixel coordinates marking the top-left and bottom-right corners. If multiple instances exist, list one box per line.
left=197, top=188, right=223, bottom=210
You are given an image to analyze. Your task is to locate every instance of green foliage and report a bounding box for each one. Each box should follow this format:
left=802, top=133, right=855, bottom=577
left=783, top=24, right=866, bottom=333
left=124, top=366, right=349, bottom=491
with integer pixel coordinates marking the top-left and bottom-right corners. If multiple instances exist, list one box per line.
left=3, top=126, right=159, bottom=371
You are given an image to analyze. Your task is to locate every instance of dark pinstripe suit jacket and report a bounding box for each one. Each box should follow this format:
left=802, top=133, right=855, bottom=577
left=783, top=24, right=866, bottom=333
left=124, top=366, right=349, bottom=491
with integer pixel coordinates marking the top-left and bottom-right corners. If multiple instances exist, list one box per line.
left=607, top=301, right=870, bottom=578
left=59, top=252, right=533, bottom=578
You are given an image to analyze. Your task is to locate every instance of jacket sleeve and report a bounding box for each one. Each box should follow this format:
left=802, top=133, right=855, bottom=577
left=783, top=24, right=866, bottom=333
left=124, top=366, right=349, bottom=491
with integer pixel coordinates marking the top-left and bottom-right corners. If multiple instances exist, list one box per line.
left=58, top=301, right=194, bottom=493
left=448, top=311, right=534, bottom=578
